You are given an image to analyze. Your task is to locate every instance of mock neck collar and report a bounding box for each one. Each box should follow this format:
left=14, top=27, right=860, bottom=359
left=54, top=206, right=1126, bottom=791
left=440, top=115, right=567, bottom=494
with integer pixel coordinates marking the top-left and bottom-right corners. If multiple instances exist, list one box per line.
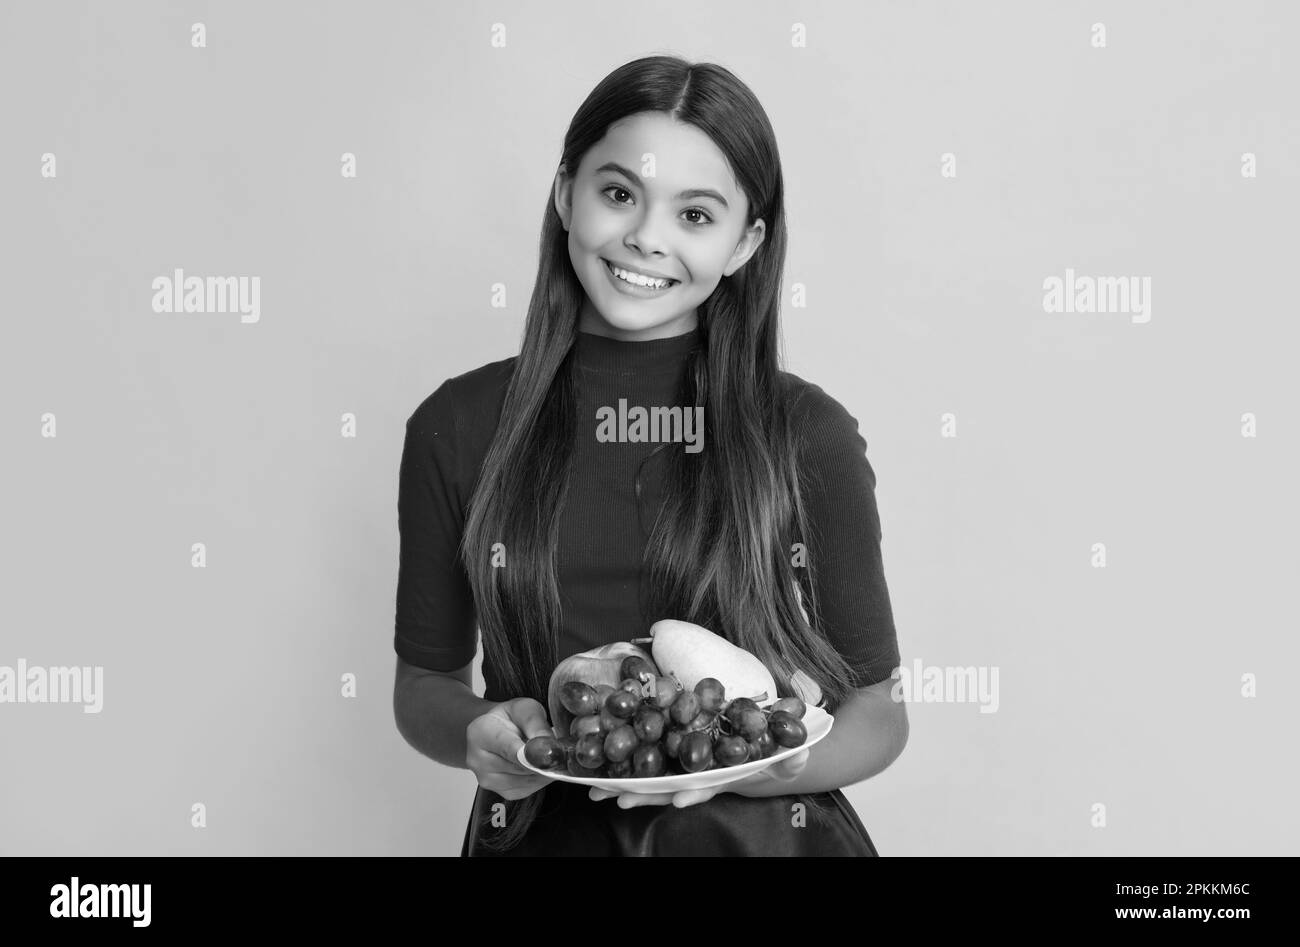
left=573, top=325, right=702, bottom=377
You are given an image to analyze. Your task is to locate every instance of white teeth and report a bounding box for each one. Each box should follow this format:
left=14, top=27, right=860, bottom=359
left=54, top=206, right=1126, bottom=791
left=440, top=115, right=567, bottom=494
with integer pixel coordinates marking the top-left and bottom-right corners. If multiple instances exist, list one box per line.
left=609, top=262, right=673, bottom=289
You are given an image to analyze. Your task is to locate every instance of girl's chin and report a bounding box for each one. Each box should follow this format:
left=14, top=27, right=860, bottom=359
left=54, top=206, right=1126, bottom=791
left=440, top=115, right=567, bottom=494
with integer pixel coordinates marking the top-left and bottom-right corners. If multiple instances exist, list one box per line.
left=588, top=310, right=693, bottom=336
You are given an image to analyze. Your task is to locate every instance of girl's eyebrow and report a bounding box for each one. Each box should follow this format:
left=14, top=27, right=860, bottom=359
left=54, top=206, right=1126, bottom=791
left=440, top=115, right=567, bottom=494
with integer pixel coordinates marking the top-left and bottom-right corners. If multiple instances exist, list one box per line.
left=595, top=161, right=730, bottom=209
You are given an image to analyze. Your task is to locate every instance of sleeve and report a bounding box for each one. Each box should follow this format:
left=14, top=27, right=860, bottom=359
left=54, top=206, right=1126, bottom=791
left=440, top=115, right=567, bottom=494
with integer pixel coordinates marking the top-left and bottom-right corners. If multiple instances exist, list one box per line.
left=393, top=379, right=479, bottom=672
left=793, top=384, right=901, bottom=689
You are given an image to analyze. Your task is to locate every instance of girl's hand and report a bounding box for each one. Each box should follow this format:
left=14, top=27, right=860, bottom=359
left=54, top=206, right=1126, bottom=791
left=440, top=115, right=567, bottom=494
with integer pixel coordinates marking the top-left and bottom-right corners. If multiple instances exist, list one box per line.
left=466, top=698, right=556, bottom=801
left=587, top=747, right=811, bottom=808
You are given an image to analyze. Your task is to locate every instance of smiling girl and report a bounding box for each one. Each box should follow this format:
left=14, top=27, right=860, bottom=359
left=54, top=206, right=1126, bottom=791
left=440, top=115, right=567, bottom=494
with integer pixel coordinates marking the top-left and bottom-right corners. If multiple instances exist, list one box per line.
left=392, top=55, right=908, bottom=856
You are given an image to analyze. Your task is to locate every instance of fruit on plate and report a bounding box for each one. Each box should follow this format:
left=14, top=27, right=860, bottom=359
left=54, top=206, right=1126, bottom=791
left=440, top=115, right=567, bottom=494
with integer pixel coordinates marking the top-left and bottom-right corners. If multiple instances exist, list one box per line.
left=636, top=619, right=778, bottom=708
left=546, top=642, right=659, bottom=738
left=767, top=710, right=809, bottom=748
left=523, top=734, right=566, bottom=770
left=523, top=674, right=808, bottom=780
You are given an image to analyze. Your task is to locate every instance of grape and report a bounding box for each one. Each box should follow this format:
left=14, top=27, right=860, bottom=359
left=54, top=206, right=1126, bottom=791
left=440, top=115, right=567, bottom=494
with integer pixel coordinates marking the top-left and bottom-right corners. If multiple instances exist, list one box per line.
left=685, top=709, right=715, bottom=732
left=575, top=732, right=606, bottom=768
left=663, top=728, right=685, bottom=759
left=669, top=690, right=700, bottom=726
left=570, top=713, right=602, bottom=739
left=559, top=681, right=600, bottom=717
left=723, top=696, right=760, bottom=719
left=714, top=734, right=750, bottom=767
left=633, top=705, right=666, bottom=744
left=632, top=744, right=666, bottom=777
left=565, top=747, right=589, bottom=777
left=546, top=666, right=795, bottom=783
left=694, top=677, right=726, bottom=713
left=524, top=735, right=565, bottom=770
left=732, top=706, right=767, bottom=741
left=603, top=724, right=638, bottom=763
left=678, top=731, right=714, bottom=773
left=771, top=696, right=807, bottom=720
left=598, top=705, right=622, bottom=735
left=767, top=710, right=808, bottom=748
left=746, top=729, right=774, bottom=761
left=607, top=690, right=640, bottom=719
left=606, top=758, right=634, bottom=779
left=620, top=655, right=656, bottom=682
left=652, top=676, right=680, bottom=710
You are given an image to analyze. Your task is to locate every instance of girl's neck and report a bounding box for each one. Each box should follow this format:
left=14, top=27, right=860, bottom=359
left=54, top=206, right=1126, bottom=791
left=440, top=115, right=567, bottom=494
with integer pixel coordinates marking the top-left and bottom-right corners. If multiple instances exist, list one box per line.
left=573, top=322, right=701, bottom=377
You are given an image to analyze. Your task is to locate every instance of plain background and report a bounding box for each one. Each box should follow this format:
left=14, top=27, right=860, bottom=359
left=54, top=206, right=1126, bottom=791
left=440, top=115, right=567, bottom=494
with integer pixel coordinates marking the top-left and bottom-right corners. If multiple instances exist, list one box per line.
left=1, top=0, right=1296, bottom=856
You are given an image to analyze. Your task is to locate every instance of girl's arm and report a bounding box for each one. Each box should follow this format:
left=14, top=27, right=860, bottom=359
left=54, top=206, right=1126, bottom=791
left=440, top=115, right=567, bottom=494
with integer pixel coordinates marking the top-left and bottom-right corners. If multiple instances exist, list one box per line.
left=393, top=656, right=495, bottom=770
left=731, top=676, right=908, bottom=797
left=394, top=656, right=561, bottom=801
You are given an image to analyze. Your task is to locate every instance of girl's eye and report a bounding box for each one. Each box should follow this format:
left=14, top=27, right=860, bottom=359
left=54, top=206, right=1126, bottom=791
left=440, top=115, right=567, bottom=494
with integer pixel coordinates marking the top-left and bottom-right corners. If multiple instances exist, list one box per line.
left=599, top=185, right=713, bottom=227
left=602, top=185, right=634, bottom=205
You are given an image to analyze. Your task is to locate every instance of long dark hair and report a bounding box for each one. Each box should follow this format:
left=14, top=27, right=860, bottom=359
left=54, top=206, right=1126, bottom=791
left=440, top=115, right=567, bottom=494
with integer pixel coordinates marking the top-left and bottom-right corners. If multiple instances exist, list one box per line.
left=460, top=55, right=861, bottom=852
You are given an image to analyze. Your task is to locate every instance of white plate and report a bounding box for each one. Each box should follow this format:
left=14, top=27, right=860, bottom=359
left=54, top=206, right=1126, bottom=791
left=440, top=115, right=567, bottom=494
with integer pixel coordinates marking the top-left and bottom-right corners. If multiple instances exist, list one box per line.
left=516, top=705, right=833, bottom=794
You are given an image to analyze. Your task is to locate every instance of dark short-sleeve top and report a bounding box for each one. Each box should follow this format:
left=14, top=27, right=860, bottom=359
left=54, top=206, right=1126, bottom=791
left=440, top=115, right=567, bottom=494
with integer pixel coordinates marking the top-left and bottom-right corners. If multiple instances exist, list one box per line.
left=393, top=327, right=900, bottom=702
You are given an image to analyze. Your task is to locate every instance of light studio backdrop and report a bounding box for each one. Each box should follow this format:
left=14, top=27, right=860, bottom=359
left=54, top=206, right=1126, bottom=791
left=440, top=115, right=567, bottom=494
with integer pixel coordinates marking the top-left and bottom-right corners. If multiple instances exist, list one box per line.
left=1, top=0, right=1296, bottom=856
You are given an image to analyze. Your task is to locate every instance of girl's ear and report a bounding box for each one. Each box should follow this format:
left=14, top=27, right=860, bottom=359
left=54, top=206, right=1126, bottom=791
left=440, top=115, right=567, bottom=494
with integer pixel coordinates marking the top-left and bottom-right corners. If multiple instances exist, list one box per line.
left=723, top=218, right=766, bottom=278
left=553, top=164, right=573, bottom=232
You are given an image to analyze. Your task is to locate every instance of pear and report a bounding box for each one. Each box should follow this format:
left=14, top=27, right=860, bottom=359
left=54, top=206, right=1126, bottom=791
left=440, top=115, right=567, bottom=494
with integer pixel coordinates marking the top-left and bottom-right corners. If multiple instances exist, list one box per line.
left=644, top=619, right=777, bottom=708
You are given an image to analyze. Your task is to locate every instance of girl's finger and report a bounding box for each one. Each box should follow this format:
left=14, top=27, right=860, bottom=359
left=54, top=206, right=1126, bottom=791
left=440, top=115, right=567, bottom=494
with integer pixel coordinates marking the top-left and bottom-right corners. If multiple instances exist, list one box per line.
left=671, top=789, right=717, bottom=807
left=588, top=787, right=616, bottom=801
left=491, top=746, right=534, bottom=776
left=617, top=792, right=675, bottom=808
left=486, top=730, right=529, bottom=770
left=479, top=771, right=549, bottom=798
left=770, top=748, right=810, bottom=779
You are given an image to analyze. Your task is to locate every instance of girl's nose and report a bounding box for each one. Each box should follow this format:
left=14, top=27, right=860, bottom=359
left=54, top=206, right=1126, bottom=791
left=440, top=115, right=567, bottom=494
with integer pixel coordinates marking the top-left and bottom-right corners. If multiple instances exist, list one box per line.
left=625, top=211, right=672, bottom=258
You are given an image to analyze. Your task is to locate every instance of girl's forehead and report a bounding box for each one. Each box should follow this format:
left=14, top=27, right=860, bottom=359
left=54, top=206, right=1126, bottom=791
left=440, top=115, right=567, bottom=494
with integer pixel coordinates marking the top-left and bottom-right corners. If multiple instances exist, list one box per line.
left=581, top=116, right=741, bottom=196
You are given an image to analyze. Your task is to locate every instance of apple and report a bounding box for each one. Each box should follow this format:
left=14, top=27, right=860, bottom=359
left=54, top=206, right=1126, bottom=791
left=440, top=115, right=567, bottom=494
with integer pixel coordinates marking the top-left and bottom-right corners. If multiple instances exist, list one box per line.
left=546, top=642, right=658, bottom=737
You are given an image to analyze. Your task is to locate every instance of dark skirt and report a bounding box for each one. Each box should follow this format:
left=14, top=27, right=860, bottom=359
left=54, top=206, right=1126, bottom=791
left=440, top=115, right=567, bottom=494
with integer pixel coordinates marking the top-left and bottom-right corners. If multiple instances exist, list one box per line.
left=460, top=779, right=880, bottom=857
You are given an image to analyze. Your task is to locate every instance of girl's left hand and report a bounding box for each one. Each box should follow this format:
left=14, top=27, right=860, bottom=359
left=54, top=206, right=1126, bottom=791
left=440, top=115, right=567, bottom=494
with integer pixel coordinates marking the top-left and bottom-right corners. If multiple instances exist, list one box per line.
left=587, top=748, right=810, bottom=808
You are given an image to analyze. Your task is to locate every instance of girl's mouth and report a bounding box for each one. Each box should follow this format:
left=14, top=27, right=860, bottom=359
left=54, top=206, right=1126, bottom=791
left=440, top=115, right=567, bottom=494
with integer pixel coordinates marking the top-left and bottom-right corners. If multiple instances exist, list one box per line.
left=602, top=259, right=679, bottom=297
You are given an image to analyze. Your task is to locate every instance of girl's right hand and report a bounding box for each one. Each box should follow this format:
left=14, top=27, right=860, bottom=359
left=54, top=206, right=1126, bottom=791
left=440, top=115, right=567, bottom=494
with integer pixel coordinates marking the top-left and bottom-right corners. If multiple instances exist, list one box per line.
left=465, top=697, right=556, bottom=800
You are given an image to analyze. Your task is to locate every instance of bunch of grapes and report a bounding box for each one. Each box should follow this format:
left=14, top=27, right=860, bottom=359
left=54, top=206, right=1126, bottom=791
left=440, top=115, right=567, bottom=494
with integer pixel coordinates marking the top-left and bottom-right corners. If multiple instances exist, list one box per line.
left=524, top=655, right=809, bottom=778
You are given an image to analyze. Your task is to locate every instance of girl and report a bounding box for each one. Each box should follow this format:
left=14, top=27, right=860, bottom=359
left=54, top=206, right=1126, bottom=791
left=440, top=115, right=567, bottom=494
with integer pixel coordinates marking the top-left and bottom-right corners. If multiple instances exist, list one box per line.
left=392, top=55, right=908, bottom=856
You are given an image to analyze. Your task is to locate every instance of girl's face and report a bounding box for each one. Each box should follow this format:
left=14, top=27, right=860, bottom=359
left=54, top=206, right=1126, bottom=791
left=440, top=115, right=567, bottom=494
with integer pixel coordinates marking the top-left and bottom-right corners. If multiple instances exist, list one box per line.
left=555, top=112, right=766, bottom=341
